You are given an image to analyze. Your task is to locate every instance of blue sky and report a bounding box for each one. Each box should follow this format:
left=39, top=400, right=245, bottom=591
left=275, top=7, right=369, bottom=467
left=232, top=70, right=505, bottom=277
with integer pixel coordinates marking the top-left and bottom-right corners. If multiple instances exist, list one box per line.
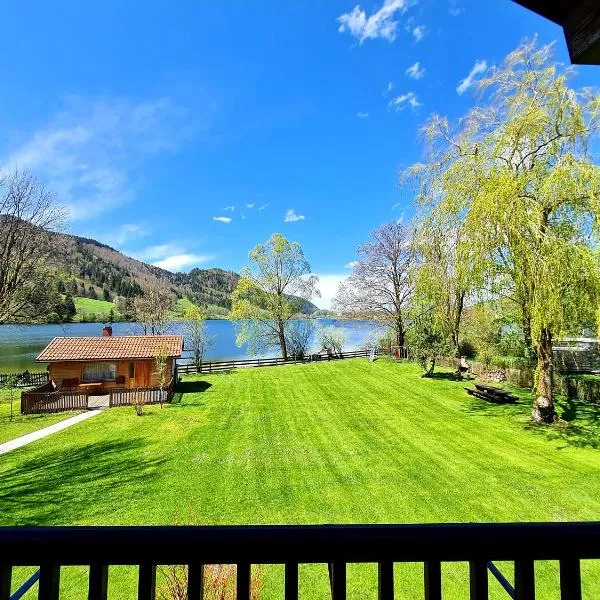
left=0, top=1, right=597, bottom=308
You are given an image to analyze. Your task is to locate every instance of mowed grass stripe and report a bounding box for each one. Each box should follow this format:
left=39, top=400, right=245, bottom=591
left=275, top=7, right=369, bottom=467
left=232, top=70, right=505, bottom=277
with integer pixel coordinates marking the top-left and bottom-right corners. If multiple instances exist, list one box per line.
left=1, top=359, right=599, bottom=599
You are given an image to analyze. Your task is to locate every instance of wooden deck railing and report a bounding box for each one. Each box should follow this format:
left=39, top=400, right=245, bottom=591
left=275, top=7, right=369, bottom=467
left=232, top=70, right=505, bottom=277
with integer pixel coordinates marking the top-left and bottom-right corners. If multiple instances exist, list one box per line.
left=1, top=522, right=599, bottom=599
left=109, top=377, right=176, bottom=407
left=178, top=349, right=382, bottom=375
left=20, top=383, right=88, bottom=415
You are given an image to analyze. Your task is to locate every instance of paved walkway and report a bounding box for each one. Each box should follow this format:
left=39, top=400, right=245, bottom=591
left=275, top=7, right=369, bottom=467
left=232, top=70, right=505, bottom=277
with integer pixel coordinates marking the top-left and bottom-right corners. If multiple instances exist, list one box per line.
left=0, top=410, right=102, bottom=456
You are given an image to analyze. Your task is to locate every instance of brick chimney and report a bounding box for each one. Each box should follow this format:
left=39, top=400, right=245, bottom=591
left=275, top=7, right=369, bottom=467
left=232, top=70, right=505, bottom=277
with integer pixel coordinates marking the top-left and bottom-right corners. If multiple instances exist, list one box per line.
left=102, top=325, right=113, bottom=337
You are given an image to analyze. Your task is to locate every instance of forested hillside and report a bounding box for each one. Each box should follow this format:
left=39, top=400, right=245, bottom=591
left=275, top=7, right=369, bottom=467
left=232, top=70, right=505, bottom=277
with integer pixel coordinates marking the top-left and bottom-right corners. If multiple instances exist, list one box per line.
left=39, top=231, right=317, bottom=323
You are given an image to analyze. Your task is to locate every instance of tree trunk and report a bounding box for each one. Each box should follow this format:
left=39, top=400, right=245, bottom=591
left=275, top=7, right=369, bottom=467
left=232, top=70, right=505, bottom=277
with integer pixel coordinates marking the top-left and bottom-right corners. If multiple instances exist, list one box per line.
left=522, top=313, right=536, bottom=360
left=532, top=327, right=556, bottom=424
left=278, top=320, right=288, bottom=360
left=395, top=318, right=405, bottom=348
left=451, top=291, right=465, bottom=356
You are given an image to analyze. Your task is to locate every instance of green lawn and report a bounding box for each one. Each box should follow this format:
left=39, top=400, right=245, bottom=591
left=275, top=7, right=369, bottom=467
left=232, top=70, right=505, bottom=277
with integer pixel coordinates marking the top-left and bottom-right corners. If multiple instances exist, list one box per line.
left=0, top=389, right=78, bottom=444
left=1, top=360, right=599, bottom=598
left=73, top=296, right=121, bottom=321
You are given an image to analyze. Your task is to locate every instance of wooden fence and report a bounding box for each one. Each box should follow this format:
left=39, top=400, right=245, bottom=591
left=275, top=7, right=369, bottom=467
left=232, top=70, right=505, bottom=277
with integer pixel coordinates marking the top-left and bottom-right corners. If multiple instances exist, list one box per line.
left=109, top=377, right=176, bottom=407
left=178, top=349, right=380, bottom=375
left=0, top=371, right=48, bottom=388
left=21, top=382, right=89, bottom=415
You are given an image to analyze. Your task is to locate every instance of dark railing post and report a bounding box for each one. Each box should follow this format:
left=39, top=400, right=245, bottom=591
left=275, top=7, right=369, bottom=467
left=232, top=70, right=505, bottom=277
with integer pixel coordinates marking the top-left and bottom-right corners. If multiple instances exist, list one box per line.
left=328, top=562, right=346, bottom=600
left=0, top=565, right=11, bottom=600
left=137, top=564, right=156, bottom=600
left=424, top=561, right=442, bottom=600
left=469, top=560, right=488, bottom=599
left=514, top=559, right=535, bottom=599
left=377, top=561, right=394, bottom=600
left=88, top=564, right=108, bottom=600
left=284, top=562, right=298, bottom=600
left=187, top=563, right=204, bottom=600
left=559, top=558, right=581, bottom=600
left=38, top=564, right=60, bottom=600
left=236, top=563, right=251, bottom=600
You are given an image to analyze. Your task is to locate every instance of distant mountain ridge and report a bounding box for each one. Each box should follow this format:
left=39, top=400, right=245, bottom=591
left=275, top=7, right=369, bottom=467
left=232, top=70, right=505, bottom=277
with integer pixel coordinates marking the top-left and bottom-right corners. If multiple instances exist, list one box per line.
left=47, top=230, right=319, bottom=315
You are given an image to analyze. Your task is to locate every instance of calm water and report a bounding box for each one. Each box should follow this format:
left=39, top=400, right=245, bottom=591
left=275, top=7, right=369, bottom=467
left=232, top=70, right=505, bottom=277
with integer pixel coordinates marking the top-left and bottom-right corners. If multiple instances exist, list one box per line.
left=0, top=319, right=381, bottom=372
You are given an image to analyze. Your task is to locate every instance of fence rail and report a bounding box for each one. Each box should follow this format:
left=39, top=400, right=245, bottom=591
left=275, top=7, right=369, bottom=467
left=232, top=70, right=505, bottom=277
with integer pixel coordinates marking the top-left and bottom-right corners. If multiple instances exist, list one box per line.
left=21, top=383, right=88, bottom=415
left=1, top=522, right=598, bottom=599
left=109, top=377, right=176, bottom=407
left=0, top=371, right=48, bottom=387
left=178, top=349, right=385, bottom=375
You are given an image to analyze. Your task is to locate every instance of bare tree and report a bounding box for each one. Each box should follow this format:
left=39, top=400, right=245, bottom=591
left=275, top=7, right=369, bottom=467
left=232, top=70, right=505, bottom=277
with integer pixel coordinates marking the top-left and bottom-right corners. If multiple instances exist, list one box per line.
left=334, top=222, right=414, bottom=348
left=133, top=286, right=174, bottom=334
left=182, top=304, right=215, bottom=372
left=0, top=169, right=66, bottom=323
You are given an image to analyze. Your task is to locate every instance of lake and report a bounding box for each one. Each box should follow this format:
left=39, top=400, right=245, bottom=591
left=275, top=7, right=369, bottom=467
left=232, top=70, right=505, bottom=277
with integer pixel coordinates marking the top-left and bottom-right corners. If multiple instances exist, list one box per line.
left=0, top=319, right=381, bottom=373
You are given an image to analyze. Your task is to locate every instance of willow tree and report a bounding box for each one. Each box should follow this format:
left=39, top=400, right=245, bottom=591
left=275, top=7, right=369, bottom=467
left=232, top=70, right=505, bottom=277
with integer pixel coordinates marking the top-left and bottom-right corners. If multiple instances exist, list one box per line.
left=334, top=221, right=414, bottom=348
left=230, top=233, right=319, bottom=360
left=411, top=41, right=600, bottom=423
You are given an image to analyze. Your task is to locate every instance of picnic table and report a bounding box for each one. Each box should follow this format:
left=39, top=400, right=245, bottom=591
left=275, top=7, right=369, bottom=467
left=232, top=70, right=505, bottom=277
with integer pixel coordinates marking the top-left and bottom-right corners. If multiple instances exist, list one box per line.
left=79, top=382, right=103, bottom=391
left=465, top=383, right=518, bottom=404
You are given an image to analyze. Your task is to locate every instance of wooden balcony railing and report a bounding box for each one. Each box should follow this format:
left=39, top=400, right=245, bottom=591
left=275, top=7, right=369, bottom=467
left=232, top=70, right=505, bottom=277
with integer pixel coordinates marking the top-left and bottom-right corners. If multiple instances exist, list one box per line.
left=1, top=522, right=599, bottom=600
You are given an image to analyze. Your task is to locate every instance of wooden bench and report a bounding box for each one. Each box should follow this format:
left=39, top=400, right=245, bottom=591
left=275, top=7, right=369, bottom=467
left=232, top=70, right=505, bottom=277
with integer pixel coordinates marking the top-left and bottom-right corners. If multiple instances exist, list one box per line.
left=465, top=383, right=519, bottom=404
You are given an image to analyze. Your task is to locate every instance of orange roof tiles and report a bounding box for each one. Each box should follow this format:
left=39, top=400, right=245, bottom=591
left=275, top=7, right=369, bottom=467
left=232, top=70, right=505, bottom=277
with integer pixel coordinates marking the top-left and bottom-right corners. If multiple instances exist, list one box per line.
left=36, top=335, right=183, bottom=362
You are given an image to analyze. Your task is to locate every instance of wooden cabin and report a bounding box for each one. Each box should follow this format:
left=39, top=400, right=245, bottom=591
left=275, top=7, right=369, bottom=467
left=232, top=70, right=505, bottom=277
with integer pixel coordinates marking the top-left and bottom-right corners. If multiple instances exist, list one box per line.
left=36, top=327, right=183, bottom=393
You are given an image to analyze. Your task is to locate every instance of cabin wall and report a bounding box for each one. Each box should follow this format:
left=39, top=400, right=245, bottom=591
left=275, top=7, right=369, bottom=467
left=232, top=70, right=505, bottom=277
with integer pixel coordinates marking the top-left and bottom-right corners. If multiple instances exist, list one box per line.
left=48, top=359, right=174, bottom=389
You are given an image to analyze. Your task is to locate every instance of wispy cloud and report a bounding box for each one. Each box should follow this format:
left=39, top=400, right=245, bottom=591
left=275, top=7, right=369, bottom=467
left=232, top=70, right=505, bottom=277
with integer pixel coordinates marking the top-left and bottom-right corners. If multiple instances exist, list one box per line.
left=389, top=92, right=422, bottom=111
left=456, top=59, right=488, bottom=95
left=245, top=202, right=255, bottom=209
left=382, top=81, right=394, bottom=96
left=257, top=203, right=269, bottom=211
left=337, top=0, right=409, bottom=44
left=284, top=209, right=305, bottom=223
left=213, top=216, right=232, bottom=223
left=357, top=112, right=370, bottom=118
left=132, top=242, right=214, bottom=272
left=412, top=25, right=426, bottom=42
left=223, top=205, right=235, bottom=211
left=4, top=96, right=190, bottom=221
left=345, top=261, right=358, bottom=269
left=405, top=62, right=425, bottom=80
left=95, top=223, right=151, bottom=247
left=449, top=0, right=463, bottom=16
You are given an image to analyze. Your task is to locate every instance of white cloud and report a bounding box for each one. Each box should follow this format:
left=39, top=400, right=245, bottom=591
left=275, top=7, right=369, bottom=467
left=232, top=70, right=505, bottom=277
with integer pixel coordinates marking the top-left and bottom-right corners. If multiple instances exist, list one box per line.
left=456, top=59, right=488, bottom=95
left=4, top=96, right=190, bottom=221
left=312, top=274, right=348, bottom=310
left=132, top=242, right=213, bottom=272
left=213, top=216, right=232, bottom=223
left=389, top=92, right=422, bottom=111
left=96, top=223, right=151, bottom=247
left=337, top=0, right=409, bottom=44
left=245, top=202, right=255, bottom=209
left=357, top=112, right=369, bottom=118
left=153, top=254, right=212, bottom=271
left=412, top=25, right=425, bottom=42
left=405, top=62, right=425, bottom=80
left=284, top=209, right=305, bottom=223
left=449, top=0, right=463, bottom=16
left=258, top=203, right=269, bottom=211
left=223, top=205, right=235, bottom=211
left=382, top=81, right=394, bottom=96
left=345, top=261, right=358, bottom=269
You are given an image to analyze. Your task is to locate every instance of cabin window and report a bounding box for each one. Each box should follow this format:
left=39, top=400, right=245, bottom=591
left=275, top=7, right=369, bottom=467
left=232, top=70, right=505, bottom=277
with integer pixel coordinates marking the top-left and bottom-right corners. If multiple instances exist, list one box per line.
left=82, top=362, right=117, bottom=382
left=129, top=362, right=135, bottom=379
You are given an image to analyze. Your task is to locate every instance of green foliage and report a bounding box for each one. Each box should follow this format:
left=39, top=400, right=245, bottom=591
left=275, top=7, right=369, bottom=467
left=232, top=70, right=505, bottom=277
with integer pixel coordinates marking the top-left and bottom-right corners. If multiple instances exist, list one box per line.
left=231, top=234, right=319, bottom=358
left=182, top=304, right=214, bottom=369
left=410, top=40, right=600, bottom=420
left=406, top=301, right=451, bottom=376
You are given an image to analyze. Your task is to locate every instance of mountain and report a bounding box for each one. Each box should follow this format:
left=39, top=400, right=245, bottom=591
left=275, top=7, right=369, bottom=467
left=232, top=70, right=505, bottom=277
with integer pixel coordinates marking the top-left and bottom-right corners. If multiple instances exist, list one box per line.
left=45, top=231, right=319, bottom=319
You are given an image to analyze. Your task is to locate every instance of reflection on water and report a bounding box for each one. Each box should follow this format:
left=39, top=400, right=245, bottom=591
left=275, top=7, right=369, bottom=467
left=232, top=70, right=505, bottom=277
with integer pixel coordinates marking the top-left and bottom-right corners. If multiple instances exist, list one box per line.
left=0, top=319, right=381, bottom=372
